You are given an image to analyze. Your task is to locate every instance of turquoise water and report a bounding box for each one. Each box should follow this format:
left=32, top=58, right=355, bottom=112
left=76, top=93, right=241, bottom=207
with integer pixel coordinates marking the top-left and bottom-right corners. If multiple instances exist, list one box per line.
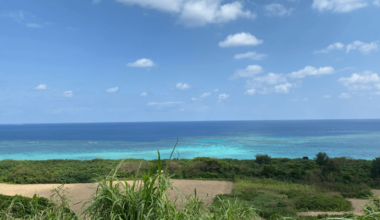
left=0, top=120, right=379, bottom=160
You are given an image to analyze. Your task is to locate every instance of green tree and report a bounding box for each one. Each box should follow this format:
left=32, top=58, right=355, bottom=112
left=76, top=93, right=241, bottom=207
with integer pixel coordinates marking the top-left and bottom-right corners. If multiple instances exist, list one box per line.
left=371, top=157, right=380, bottom=179
left=315, top=152, right=329, bottom=166
left=255, top=154, right=272, bottom=164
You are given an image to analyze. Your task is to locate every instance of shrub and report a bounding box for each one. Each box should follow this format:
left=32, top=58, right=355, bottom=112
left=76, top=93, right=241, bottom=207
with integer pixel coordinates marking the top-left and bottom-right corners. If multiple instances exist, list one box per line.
left=315, top=152, right=329, bottom=166
left=371, top=157, right=380, bottom=179
left=255, top=154, right=272, bottom=164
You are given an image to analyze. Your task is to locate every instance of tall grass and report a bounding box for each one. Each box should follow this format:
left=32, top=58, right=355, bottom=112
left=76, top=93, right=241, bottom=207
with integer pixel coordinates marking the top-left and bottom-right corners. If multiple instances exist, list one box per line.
left=0, top=142, right=259, bottom=220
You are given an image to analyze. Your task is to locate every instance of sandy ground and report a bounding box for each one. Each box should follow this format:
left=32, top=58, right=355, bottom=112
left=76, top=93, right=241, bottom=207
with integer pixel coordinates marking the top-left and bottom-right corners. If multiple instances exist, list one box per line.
left=0, top=180, right=233, bottom=213
left=298, top=189, right=380, bottom=217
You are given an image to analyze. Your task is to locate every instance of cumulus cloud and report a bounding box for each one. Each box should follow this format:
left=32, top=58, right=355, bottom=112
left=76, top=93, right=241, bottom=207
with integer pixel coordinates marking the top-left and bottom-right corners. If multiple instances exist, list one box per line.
left=147, top=101, right=183, bottom=105
left=265, top=3, right=293, bottom=16
left=106, top=87, right=119, bottom=93
left=115, top=0, right=255, bottom=27
left=63, top=91, right=73, bottom=97
left=322, top=95, right=331, bottom=98
left=234, top=65, right=335, bottom=94
left=176, top=82, right=191, bottom=90
left=274, top=83, right=293, bottom=93
left=219, top=93, right=229, bottom=100
left=338, top=71, right=380, bottom=90
left=245, top=89, right=255, bottom=95
left=140, top=92, right=147, bottom=96
left=34, top=84, right=47, bottom=90
left=234, top=51, right=267, bottom=60
left=127, top=58, right=155, bottom=67
left=26, top=23, right=42, bottom=28
left=219, top=32, right=263, bottom=48
left=315, top=42, right=345, bottom=53
left=200, top=92, right=211, bottom=98
left=312, top=0, right=369, bottom=13
left=339, top=93, right=351, bottom=99
left=251, top=73, right=287, bottom=85
left=214, top=89, right=219, bottom=92
left=346, top=41, right=379, bottom=54
left=1, top=10, right=25, bottom=22
left=288, top=66, right=335, bottom=78
left=374, top=0, right=380, bottom=6
left=230, top=65, right=264, bottom=79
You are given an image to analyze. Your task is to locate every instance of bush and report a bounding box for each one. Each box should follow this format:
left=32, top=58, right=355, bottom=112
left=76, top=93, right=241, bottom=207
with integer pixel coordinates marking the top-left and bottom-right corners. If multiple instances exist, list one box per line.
left=315, top=152, right=329, bottom=166
left=255, top=154, right=272, bottom=164
left=0, top=194, right=51, bottom=218
left=371, top=157, right=380, bottom=179
left=295, top=194, right=352, bottom=212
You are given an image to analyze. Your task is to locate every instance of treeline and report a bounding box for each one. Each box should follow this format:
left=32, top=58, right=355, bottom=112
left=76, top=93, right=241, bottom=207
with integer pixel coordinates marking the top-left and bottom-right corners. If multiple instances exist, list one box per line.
left=1, top=153, right=380, bottom=198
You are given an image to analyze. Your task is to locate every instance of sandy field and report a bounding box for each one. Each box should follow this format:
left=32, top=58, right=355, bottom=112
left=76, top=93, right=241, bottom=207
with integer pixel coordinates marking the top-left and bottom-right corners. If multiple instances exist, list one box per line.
left=0, top=180, right=233, bottom=213
left=1, top=181, right=379, bottom=217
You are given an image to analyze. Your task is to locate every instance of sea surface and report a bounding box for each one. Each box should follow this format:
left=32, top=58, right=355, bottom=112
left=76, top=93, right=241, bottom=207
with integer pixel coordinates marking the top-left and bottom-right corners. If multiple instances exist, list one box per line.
left=0, top=120, right=379, bottom=160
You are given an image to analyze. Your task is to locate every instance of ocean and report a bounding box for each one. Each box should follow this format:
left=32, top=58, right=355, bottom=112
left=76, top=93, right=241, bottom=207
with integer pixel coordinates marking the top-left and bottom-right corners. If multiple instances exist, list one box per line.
left=0, top=120, right=379, bottom=160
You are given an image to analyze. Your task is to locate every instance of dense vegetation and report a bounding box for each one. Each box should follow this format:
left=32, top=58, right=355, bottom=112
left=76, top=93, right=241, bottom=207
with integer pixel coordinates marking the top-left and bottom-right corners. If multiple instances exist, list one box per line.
left=1, top=152, right=378, bottom=199
left=1, top=147, right=380, bottom=219
left=0, top=150, right=259, bottom=220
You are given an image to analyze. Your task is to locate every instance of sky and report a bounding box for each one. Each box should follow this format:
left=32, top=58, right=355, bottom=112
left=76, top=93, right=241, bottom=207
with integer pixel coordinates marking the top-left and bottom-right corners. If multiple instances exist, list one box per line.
left=1, top=0, right=380, bottom=124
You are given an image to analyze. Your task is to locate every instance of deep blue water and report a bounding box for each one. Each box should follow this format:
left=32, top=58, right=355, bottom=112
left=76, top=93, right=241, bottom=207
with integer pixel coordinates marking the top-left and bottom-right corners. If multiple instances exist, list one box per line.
left=0, top=120, right=379, bottom=160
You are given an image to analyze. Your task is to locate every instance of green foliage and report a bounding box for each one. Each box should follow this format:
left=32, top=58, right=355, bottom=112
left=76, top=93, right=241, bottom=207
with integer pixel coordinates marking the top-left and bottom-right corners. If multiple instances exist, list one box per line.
left=372, top=157, right=380, bottom=180
left=315, top=152, right=329, bottom=166
left=294, top=194, right=352, bottom=212
left=0, top=142, right=260, bottom=220
left=0, top=194, right=51, bottom=218
left=255, top=154, right=272, bottom=165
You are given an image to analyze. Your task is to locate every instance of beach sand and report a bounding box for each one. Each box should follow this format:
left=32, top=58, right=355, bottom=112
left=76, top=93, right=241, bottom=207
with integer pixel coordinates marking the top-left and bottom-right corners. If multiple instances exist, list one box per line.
left=0, top=180, right=233, bottom=213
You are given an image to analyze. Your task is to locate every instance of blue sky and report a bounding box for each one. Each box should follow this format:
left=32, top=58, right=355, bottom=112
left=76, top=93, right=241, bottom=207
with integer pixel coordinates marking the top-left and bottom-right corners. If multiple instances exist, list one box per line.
left=1, top=0, right=380, bottom=124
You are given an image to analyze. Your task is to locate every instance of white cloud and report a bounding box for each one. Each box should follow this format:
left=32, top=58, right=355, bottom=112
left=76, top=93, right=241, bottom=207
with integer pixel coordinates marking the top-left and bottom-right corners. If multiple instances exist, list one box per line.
left=63, top=91, right=73, bottom=97
left=214, top=89, right=219, bottom=92
left=237, top=66, right=335, bottom=94
left=140, top=92, right=147, bottom=96
left=315, top=42, right=345, bottom=53
left=176, top=82, right=191, bottom=90
left=2, top=11, right=25, bottom=22
left=312, top=0, right=369, bottom=13
left=219, top=32, right=263, bottom=48
left=179, top=0, right=255, bottom=26
left=200, top=92, right=211, bottom=98
left=234, top=51, right=267, bottom=60
left=274, top=83, right=293, bottom=94
left=106, top=87, right=119, bottom=93
left=338, top=71, right=380, bottom=90
left=93, top=0, right=101, bottom=4
left=322, top=95, right=331, bottom=98
left=346, top=41, right=379, bottom=54
left=374, top=0, right=380, bottom=6
left=265, top=3, right=293, bottom=16
left=147, top=102, right=183, bottom=105
left=26, top=23, right=42, bottom=28
left=251, top=73, right=288, bottom=85
left=230, top=65, right=264, bottom=79
left=191, top=97, right=201, bottom=101
left=116, top=0, right=254, bottom=27
left=127, top=58, right=155, bottom=67
left=288, top=66, right=335, bottom=78
left=219, top=93, right=229, bottom=100
left=339, top=93, right=351, bottom=99
left=245, top=89, right=255, bottom=95
left=34, top=84, right=47, bottom=90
